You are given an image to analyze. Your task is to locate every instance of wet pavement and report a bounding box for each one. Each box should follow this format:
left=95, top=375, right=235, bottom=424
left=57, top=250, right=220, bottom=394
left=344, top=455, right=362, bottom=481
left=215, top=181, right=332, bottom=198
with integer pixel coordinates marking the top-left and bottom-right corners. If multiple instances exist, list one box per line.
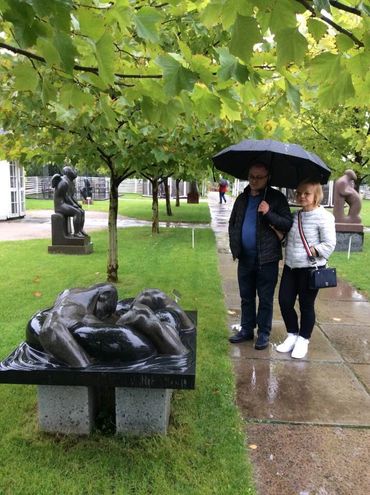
left=0, top=208, right=209, bottom=241
left=208, top=192, right=370, bottom=495
left=2, top=198, right=369, bottom=494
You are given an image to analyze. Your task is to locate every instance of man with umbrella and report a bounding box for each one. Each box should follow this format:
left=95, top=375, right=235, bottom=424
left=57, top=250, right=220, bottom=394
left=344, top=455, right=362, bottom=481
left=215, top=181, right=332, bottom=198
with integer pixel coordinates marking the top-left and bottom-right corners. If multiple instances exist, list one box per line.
left=228, top=163, right=292, bottom=349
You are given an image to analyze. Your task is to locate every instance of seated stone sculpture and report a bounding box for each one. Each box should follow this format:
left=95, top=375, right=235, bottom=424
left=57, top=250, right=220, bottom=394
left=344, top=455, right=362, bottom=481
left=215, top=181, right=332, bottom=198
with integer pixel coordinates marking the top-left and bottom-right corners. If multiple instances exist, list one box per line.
left=333, top=169, right=362, bottom=224
left=52, top=166, right=87, bottom=238
left=26, top=284, right=192, bottom=368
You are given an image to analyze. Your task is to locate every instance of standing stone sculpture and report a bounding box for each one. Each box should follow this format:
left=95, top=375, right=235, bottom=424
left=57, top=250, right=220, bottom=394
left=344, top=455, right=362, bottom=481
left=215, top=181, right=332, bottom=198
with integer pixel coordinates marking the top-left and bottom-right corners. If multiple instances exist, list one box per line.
left=48, top=166, right=93, bottom=254
left=333, top=169, right=362, bottom=224
left=333, top=169, right=363, bottom=251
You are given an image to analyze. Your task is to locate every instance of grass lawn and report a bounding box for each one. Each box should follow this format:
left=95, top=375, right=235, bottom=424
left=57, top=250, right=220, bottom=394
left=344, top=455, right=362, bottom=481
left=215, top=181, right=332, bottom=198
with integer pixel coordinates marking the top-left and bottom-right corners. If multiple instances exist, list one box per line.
left=26, top=196, right=211, bottom=224
left=0, top=228, right=254, bottom=495
left=331, top=232, right=370, bottom=297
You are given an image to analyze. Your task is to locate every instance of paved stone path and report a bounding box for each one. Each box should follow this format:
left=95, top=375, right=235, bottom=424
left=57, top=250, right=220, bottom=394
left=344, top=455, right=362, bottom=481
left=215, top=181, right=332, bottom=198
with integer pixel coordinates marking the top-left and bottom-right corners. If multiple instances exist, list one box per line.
left=209, top=191, right=370, bottom=495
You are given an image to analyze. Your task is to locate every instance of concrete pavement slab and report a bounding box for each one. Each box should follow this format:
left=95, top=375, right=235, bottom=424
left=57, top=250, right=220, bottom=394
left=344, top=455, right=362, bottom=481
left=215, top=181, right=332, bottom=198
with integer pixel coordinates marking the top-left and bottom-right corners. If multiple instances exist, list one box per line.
left=234, top=359, right=370, bottom=425
left=320, top=323, right=370, bottom=363
left=246, top=423, right=370, bottom=495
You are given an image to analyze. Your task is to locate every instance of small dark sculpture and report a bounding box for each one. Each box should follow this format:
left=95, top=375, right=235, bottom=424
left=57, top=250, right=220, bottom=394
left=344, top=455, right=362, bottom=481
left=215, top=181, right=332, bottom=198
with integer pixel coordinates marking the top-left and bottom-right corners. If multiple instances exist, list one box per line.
left=26, top=284, right=192, bottom=368
left=80, top=178, right=93, bottom=200
left=52, top=166, right=87, bottom=238
left=333, top=169, right=362, bottom=224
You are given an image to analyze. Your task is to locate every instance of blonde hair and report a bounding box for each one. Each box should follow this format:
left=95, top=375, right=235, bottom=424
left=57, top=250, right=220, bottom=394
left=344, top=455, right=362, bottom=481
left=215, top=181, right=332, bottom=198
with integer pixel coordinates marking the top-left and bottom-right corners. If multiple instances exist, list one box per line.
left=296, top=179, right=323, bottom=207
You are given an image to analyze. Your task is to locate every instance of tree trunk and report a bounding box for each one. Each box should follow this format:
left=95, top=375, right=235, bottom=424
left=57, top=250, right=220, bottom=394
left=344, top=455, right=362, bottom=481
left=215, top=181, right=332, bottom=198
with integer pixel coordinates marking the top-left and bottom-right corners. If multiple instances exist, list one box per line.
left=107, top=177, right=119, bottom=282
left=152, top=179, right=160, bottom=234
left=164, top=177, right=172, bottom=216
left=176, top=178, right=181, bottom=207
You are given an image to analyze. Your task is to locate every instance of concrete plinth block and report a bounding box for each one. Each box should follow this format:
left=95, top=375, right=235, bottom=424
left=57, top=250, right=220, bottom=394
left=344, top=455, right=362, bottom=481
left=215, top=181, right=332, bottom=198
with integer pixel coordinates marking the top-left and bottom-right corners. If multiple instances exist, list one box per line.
left=37, top=385, right=95, bottom=435
left=115, top=387, right=173, bottom=436
left=334, top=232, right=363, bottom=252
left=48, top=242, right=93, bottom=254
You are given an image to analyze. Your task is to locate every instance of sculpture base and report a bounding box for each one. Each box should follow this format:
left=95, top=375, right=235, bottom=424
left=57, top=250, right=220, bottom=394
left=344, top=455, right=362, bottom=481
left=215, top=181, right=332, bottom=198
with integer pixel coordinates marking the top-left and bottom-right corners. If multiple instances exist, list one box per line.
left=38, top=385, right=95, bottom=435
left=335, top=222, right=363, bottom=233
left=48, top=242, right=94, bottom=255
left=335, top=232, right=364, bottom=252
left=187, top=192, right=199, bottom=204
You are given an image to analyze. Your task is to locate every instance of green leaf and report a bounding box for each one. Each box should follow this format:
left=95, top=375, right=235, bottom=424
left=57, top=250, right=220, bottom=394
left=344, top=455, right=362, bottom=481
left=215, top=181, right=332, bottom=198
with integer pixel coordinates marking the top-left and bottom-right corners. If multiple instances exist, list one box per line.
left=95, top=32, right=115, bottom=86
left=53, top=30, right=77, bottom=73
left=313, top=0, right=331, bottom=13
left=156, top=55, right=197, bottom=96
left=335, top=34, right=355, bottom=52
left=200, top=1, right=224, bottom=28
left=100, top=95, right=117, bottom=127
left=189, top=55, right=215, bottom=85
left=218, top=89, right=241, bottom=121
left=77, top=9, right=105, bottom=40
left=42, top=77, right=57, bottom=104
left=267, top=0, right=298, bottom=33
left=306, top=18, right=327, bottom=42
left=285, top=79, right=300, bottom=113
left=318, top=71, right=355, bottom=107
left=346, top=52, right=370, bottom=79
left=229, top=15, right=261, bottom=64
left=276, top=28, right=307, bottom=67
left=37, top=38, right=61, bottom=67
left=13, top=64, right=39, bottom=91
left=142, top=96, right=183, bottom=127
left=134, top=6, right=162, bottom=43
left=309, top=53, right=341, bottom=82
left=191, top=86, right=221, bottom=118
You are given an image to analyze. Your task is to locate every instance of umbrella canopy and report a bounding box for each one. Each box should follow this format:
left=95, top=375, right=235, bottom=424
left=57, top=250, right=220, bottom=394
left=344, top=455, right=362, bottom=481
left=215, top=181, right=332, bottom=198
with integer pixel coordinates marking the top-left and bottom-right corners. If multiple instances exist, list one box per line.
left=212, top=139, right=331, bottom=189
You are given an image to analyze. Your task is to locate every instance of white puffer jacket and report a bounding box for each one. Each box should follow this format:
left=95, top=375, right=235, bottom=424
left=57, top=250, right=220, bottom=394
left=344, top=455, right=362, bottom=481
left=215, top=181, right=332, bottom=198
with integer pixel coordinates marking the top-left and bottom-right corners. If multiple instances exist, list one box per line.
left=285, top=206, right=336, bottom=269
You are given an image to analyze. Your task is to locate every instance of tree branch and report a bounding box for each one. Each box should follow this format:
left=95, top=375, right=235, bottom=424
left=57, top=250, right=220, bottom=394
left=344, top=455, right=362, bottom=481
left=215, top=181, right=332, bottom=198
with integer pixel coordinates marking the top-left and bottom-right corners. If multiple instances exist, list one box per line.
left=329, top=1, right=362, bottom=16
left=295, top=0, right=364, bottom=47
left=0, top=42, right=163, bottom=79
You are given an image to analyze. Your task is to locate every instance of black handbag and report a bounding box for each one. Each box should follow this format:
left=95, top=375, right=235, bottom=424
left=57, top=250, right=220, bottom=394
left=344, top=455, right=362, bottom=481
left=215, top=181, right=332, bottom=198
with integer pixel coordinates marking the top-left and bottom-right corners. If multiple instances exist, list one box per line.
left=308, top=265, right=337, bottom=289
left=298, top=211, right=337, bottom=290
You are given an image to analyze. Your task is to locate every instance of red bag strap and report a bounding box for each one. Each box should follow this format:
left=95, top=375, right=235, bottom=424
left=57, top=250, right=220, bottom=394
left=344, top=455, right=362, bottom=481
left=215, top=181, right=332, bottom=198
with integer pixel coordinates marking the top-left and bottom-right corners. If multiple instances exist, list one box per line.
left=298, top=211, right=316, bottom=263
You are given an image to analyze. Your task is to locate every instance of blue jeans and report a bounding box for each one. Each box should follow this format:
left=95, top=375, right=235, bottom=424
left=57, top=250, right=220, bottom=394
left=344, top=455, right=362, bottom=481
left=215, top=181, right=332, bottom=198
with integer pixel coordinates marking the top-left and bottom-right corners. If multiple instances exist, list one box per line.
left=237, top=256, right=279, bottom=336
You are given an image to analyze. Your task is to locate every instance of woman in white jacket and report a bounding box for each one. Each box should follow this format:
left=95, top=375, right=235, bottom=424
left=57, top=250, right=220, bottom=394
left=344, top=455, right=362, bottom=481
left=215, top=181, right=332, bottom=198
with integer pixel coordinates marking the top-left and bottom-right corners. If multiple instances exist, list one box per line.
left=277, top=179, right=336, bottom=359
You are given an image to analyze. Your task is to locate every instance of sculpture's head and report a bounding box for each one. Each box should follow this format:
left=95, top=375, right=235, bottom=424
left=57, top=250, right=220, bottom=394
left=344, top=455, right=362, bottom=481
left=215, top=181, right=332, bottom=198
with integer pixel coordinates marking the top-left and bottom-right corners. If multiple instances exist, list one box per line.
left=94, top=284, right=118, bottom=320
left=345, top=169, right=357, bottom=181
left=63, top=166, right=77, bottom=181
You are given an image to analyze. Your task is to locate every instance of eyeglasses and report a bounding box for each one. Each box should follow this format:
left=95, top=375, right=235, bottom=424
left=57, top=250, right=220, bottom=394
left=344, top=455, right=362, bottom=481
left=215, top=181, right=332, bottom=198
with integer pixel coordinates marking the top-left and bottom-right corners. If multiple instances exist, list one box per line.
left=248, top=174, right=268, bottom=181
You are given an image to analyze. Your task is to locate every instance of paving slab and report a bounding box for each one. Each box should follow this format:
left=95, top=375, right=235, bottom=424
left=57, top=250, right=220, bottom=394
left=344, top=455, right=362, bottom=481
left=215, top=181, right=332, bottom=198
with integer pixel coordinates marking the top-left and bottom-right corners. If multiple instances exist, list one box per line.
left=246, top=423, right=370, bottom=495
left=320, top=323, right=370, bottom=364
left=350, top=364, right=370, bottom=392
left=234, top=359, right=370, bottom=425
left=230, top=321, right=343, bottom=363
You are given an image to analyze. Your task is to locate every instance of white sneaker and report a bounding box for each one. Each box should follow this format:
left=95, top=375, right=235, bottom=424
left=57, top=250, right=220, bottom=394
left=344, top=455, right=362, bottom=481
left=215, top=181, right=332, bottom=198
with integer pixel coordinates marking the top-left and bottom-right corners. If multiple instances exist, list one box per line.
left=276, top=333, right=298, bottom=353
left=291, top=336, right=309, bottom=359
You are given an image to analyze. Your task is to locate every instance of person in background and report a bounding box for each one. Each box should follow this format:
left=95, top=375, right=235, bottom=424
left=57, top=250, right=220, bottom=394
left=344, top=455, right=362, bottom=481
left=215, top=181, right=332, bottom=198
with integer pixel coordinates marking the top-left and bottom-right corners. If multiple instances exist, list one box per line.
left=277, top=179, right=336, bottom=359
left=218, top=178, right=228, bottom=203
left=228, top=163, right=293, bottom=349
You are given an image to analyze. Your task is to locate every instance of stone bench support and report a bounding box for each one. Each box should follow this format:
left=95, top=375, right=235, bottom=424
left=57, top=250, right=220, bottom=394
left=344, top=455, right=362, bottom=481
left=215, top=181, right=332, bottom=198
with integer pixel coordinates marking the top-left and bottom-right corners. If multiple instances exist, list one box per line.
left=115, top=387, right=173, bottom=435
left=37, top=385, right=95, bottom=435
left=37, top=385, right=174, bottom=436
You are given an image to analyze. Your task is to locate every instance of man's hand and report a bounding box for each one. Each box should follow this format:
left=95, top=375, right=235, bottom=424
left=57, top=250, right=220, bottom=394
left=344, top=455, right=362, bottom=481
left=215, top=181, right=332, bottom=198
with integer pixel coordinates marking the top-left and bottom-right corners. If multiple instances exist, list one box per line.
left=258, top=200, right=270, bottom=215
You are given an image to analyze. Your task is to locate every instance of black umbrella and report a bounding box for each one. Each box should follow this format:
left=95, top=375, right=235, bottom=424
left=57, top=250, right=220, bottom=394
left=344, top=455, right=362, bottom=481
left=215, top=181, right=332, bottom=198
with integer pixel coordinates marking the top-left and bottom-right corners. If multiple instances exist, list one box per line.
left=212, top=139, right=331, bottom=189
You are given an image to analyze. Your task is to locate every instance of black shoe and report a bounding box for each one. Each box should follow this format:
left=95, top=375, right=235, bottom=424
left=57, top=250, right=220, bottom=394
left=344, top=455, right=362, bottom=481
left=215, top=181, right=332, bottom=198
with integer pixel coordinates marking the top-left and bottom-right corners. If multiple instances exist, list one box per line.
left=255, top=333, right=270, bottom=350
left=229, top=330, right=254, bottom=343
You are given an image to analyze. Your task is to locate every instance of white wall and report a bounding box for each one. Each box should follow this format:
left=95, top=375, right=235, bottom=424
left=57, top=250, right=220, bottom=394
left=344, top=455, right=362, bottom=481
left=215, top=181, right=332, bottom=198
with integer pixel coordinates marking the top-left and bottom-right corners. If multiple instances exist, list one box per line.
left=0, top=160, right=25, bottom=220
left=0, top=161, right=11, bottom=220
